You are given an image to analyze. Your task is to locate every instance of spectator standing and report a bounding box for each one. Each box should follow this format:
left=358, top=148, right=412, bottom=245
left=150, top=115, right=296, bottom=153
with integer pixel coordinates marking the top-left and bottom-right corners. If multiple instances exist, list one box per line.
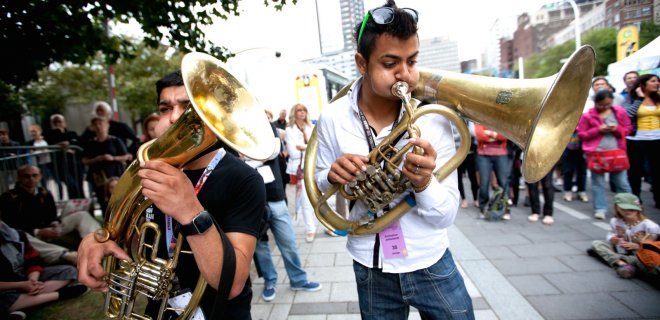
left=623, top=74, right=660, bottom=209
left=25, top=124, right=53, bottom=191
left=272, top=108, right=289, bottom=187
left=457, top=120, right=479, bottom=208
left=475, top=123, right=511, bottom=220
left=561, top=130, right=588, bottom=202
left=285, top=103, right=318, bottom=242
left=249, top=122, right=321, bottom=302
left=43, top=114, right=84, bottom=199
left=584, top=77, right=625, bottom=112
left=620, top=71, right=639, bottom=101
left=526, top=170, right=555, bottom=225
left=80, top=101, right=139, bottom=157
left=590, top=193, right=659, bottom=279
left=81, top=115, right=130, bottom=216
left=577, top=89, right=633, bottom=220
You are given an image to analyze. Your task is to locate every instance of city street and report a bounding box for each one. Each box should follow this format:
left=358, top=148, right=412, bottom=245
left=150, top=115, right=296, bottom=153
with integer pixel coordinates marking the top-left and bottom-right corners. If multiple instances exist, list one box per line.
left=249, top=179, right=660, bottom=319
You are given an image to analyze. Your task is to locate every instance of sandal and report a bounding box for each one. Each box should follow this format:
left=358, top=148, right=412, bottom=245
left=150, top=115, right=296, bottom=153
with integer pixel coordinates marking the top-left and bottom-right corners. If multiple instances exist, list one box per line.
left=542, top=215, right=554, bottom=225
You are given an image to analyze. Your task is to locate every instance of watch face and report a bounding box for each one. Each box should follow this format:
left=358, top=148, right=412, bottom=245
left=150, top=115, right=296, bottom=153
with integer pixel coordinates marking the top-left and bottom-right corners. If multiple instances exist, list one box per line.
left=183, top=210, right=213, bottom=236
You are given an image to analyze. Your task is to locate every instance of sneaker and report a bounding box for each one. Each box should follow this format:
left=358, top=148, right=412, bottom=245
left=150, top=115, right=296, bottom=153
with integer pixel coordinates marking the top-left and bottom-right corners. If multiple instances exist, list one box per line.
left=615, top=264, right=636, bottom=279
left=563, top=192, right=572, bottom=202
left=594, top=212, right=606, bottom=220
left=502, top=213, right=511, bottom=220
left=528, top=213, right=539, bottom=222
left=61, top=251, right=78, bottom=265
left=305, top=232, right=315, bottom=243
left=291, top=281, right=322, bottom=292
left=478, top=212, right=486, bottom=219
left=9, top=311, right=26, bottom=320
left=578, top=192, right=589, bottom=202
left=262, top=286, right=277, bottom=301
left=542, top=215, right=555, bottom=225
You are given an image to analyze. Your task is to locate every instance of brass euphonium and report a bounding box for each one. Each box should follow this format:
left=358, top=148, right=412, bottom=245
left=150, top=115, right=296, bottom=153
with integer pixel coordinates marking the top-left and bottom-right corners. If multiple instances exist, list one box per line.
left=305, top=45, right=595, bottom=236
left=97, top=52, right=276, bottom=319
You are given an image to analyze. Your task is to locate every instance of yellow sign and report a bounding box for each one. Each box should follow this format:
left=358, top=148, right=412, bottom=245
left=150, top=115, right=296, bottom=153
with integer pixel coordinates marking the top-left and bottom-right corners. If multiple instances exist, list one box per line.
left=617, top=25, right=639, bottom=61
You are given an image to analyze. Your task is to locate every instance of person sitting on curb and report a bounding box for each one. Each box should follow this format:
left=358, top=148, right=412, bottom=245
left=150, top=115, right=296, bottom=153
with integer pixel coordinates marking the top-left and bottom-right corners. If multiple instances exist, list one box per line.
left=589, top=193, right=660, bottom=279
left=0, top=165, right=100, bottom=250
left=0, top=220, right=87, bottom=319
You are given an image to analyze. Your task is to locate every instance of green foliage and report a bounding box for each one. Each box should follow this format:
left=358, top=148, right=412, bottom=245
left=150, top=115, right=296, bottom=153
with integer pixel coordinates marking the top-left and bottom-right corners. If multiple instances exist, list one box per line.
left=0, top=81, right=23, bottom=118
left=0, top=0, right=296, bottom=87
left=522, top=28, right=618, bottom=78
left=639, top=21, right=660, bottom=47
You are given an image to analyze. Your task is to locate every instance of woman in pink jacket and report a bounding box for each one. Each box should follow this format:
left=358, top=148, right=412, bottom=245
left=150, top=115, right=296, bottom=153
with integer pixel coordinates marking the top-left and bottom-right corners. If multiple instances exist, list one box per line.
left=577, top=89, right=633, bottom=220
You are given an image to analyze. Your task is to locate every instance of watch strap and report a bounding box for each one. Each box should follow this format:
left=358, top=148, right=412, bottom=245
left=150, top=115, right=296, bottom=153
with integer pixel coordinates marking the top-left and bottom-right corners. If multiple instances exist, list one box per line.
left=180, top=210, right=213, bottom=236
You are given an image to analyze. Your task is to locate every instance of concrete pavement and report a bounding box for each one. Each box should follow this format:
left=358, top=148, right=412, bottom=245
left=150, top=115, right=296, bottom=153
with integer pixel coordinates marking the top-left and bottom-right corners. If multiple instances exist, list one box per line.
left=249, top=182, right=660, bottom=319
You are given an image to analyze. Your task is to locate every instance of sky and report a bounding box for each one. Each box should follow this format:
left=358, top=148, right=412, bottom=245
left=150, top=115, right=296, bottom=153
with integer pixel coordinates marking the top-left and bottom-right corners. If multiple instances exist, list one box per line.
left=200, top=0, right=554, bottom=62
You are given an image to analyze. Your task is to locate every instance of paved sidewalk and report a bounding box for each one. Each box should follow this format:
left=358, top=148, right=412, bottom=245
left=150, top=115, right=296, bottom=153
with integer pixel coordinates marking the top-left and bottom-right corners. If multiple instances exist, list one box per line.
left=249, top=183, right=660, bottom=319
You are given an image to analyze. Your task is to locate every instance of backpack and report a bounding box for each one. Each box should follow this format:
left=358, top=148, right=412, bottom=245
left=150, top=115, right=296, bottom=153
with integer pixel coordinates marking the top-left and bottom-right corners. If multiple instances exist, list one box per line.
left=484, top=186, right=508, bottom=221
left=636, top=240, right=660, bottom=269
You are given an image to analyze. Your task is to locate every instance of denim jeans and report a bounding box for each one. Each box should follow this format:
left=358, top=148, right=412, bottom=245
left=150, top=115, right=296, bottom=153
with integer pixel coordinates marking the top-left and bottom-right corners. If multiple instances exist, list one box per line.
left=353, top=250, right=474, bottom=320
left=591, top=170, right=631, bottom=213
left=254, top=200, right=308, bottom=287
left=476, top=154, right=511, bottom=209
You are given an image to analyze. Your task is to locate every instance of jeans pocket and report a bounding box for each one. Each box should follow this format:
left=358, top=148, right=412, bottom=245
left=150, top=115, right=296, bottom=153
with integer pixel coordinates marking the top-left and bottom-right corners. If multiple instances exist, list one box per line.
left=422, top=252, right=473, bottom=315
left=353, top=261, right=370, bottom=283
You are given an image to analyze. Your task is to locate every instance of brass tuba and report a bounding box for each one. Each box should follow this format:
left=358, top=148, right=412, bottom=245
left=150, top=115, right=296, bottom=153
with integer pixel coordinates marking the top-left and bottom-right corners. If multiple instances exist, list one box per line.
left=304, top=45, right=595, bottom=236
left=96, top=52, right=276, bottom=319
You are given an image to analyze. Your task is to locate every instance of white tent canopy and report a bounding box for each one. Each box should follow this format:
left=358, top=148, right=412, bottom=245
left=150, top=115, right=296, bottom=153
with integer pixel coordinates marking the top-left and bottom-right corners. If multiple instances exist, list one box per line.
left=607, top=36, right=660, bottom=93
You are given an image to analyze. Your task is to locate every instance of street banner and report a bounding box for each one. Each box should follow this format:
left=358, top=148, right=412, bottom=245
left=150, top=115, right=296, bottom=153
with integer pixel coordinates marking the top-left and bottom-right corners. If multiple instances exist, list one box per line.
left=617, top=25, right=639, bottom=61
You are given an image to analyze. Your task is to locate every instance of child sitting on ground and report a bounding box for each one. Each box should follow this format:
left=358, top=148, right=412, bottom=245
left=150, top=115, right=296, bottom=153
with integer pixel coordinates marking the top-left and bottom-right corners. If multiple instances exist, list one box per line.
left=590, top=193, right=660, bottom=279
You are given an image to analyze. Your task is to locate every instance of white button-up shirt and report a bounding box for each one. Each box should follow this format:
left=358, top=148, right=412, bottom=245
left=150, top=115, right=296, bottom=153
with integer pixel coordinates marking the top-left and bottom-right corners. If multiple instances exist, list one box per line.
left=314, top=78, right=460, bottom=273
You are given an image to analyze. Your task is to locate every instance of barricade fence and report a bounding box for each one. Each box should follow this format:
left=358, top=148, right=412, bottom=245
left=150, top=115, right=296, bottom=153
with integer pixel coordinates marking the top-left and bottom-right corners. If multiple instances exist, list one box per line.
left=0, top=145, right=89, bottom=203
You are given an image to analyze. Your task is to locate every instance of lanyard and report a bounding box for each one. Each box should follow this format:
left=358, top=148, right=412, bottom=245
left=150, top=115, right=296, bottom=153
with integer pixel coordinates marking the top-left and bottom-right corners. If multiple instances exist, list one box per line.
left=164, top=148, right=227, bottom=257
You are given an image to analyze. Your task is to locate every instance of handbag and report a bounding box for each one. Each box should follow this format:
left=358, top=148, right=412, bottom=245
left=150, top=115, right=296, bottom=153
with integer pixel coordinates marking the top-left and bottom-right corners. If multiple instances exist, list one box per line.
left=586, top=149, right=630, bottom=174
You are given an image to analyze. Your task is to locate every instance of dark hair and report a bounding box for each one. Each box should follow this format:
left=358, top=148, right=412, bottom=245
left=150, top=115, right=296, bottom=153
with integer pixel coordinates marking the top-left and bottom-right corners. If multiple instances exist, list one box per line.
left=593, top=89, right=614, bottom=103
left=631, top=74, right=660, bottom=103
left=623, top=70, right=639, bottom=81
left=155, top=70, right=184, bottom=104
left=353, top=0, right=418, bottom=61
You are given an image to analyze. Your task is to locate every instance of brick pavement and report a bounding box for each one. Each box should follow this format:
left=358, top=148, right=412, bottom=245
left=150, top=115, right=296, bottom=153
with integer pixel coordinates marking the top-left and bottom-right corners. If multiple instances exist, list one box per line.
left=249, top=181, right=660, bottom=319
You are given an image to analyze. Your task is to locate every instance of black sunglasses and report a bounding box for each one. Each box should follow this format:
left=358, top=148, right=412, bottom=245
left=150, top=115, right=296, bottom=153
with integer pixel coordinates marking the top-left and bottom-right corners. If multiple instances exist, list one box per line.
left=357, top=7, right=419, bottom=47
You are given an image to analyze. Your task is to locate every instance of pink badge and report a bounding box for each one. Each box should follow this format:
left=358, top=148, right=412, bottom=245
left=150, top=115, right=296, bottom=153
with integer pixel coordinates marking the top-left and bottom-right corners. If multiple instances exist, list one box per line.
left=379, top=220, right=408, bottom=259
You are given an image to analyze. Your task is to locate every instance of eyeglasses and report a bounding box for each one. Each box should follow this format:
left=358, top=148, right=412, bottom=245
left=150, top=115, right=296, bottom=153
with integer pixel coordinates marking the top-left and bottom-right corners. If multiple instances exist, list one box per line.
left=357, top=7, right=418, bottom=48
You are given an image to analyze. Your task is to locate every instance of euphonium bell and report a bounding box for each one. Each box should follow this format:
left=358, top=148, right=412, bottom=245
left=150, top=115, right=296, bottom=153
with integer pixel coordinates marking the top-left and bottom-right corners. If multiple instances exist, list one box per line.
left=99, top=52, right=276, bottom=319
left=304, top=45, right=596, bottom=236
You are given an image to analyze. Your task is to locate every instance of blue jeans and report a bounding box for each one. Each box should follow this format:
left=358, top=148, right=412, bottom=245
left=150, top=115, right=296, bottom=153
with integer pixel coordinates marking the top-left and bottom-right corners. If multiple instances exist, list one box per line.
left=476, top=154, right=511, bottom=210
left=591, top=170, right=631, bottom=213
left=353, top=250, right=474, bottom=320
left=254, top=200, right=308, bottom=288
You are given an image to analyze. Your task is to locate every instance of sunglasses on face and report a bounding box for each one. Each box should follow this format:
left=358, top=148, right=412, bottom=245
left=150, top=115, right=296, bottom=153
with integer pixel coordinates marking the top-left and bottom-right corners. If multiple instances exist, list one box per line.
left=357, top=7, right=419, bottom=47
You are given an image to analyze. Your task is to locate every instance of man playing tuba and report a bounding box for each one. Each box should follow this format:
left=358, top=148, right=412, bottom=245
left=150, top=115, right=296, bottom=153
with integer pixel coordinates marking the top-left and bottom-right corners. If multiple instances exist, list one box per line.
left=77, top=70, right=266, bottom=319
left=312, top=1, right=474, bottom=318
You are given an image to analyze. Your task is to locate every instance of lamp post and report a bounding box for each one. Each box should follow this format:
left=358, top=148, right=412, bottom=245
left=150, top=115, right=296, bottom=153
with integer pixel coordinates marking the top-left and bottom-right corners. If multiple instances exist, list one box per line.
left=566, top=0, right=581, bottom=51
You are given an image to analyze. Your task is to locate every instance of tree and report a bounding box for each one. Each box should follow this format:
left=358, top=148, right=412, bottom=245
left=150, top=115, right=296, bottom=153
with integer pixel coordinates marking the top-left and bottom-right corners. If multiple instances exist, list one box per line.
left=0, top=0, right=295, bottom=88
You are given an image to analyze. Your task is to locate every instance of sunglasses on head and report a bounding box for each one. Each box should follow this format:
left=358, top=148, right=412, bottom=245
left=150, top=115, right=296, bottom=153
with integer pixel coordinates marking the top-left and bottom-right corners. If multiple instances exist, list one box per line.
left=357, top=7, right=419, bottom=47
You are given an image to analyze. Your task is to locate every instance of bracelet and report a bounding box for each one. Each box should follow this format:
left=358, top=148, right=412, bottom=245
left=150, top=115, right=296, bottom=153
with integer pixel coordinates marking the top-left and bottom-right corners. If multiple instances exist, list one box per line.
left=413, top=176, right=434, bottom=193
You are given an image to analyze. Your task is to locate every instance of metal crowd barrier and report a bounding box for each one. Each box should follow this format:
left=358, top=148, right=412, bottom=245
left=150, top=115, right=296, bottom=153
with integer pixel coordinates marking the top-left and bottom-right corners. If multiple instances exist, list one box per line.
left=0, top=145, right=86, bottom=201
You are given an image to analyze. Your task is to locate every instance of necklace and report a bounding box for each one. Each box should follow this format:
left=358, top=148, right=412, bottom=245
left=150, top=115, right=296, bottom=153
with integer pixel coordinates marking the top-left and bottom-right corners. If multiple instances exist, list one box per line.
left=623, top=218, right=641, bottom=228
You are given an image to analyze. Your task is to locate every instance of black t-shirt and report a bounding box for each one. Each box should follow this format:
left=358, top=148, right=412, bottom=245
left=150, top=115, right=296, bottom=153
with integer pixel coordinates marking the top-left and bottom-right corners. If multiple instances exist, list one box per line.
left=81, top=136, right=128, bottom=182
left=145, top=152, right=266, bottom=320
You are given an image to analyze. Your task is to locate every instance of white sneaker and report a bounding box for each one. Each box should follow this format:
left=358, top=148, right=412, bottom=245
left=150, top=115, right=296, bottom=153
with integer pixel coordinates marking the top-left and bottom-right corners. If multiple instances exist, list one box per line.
left=594, top=212, right=606, bottom=220
left=563, top=192, right=572, bottom=202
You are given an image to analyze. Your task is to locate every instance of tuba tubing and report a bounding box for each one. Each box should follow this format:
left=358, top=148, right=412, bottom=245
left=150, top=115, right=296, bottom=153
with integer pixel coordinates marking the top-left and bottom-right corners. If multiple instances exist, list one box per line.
left=304, top=45, right=595, bottom=236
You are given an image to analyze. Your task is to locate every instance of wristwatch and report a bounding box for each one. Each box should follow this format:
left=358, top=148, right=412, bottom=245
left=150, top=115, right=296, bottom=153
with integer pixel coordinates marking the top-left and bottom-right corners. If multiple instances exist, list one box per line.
left=180, top=210, right=214, bottom=236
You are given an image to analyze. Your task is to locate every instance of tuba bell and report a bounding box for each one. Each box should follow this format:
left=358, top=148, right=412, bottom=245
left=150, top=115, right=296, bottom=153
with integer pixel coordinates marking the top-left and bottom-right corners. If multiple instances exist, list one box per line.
left=304, top=45, right=595, bottom=236
left=96, top=52, right=276, bottom=319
